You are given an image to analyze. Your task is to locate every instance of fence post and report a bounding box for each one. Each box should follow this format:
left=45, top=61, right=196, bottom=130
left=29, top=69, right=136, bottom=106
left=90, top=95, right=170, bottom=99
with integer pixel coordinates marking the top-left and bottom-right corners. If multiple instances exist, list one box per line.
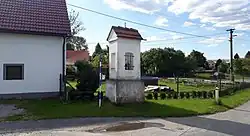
left=215, top=87, right=219, bottom=104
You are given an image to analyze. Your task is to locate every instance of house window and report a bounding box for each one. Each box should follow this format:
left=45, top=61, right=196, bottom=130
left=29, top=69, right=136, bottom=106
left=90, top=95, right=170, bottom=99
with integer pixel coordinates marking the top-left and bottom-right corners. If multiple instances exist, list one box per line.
left=125, top=52, right=134, bottom=70
left=3, top=64, right=24, bottom=80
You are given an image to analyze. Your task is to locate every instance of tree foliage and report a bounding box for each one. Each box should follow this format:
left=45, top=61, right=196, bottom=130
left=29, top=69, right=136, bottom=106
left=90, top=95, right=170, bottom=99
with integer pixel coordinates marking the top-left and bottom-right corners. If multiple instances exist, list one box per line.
left=245, top=51, right=250, bottom=58
left=187, top=50, right=207, bottom=69
left=218, top=61, right=229, bottom=73
left=214, top=59, right=222, bottom=70
left=91, top=55, right=108, bottom=68
left=69, top=10, right=85, bottom=35
left=234, top=58, right=250, bottom=82
left=234, top=53, right=240, bottom=59
left=141, top=48, right=193, bottom=77
left=66, top=10, right=87, bottom=51
left=66, top=36, right=88, bottom=50
left=74, top=61, right=99, bottom=92
left=92, top=43, right=103, bottom=58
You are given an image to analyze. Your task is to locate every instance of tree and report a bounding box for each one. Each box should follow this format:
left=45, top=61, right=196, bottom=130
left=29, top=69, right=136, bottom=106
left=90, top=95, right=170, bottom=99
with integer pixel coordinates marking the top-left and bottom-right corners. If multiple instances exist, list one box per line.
left=234, top=58, right=250, bottom=82
left=69, top=10, right=85, bottom=35
left=187, top=50, right=207, bottom=69
left=141, top=48, right=189, bottom=77
left=234, top=53, right=240, bottom=59
left=218, top=61, right=229, bottom=73
left=245, top=51, right=250, bottom=58
left=92, top=43, right=103, bottom=58
left=66, top=10, right=87, bottom=51
left=215, top=59, right=222, bottom=70
left=91, top=55, right=108, bottom=68
left=67, top=36, right=88, bottom=50
left=75, top=61, right=99, bottom=97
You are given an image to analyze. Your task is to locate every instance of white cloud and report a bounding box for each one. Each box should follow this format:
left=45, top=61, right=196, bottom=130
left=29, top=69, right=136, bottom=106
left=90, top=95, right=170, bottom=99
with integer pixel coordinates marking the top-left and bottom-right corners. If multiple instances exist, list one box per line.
left=145, top=35, right=167, bottom=41
left=242, top=44, right=246, bottom=47
left=104, top=0, right=171, bottom=14
left=200, top=24, right=206, bottom=27
left=168, top=0, right=250, bottom=30
left=235, top=32, right=245, bottom=37
left=169, top=32, right=184, bottom=40
left=207, top=44, right=218, bottom=47
left=199, top=36, right=227, bottom=47
left=154, top=16, right=168, bottom=27
left=183, top=21, right=195, bottom=27
left=205, top=26, right=216, bottom=31
left=200, top=24, right=216, bottom=31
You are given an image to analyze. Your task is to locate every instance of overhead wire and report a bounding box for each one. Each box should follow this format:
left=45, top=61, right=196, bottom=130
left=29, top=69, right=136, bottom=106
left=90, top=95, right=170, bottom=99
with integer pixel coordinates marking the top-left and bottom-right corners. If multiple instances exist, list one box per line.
left=67, top=3, right=223, bottom=39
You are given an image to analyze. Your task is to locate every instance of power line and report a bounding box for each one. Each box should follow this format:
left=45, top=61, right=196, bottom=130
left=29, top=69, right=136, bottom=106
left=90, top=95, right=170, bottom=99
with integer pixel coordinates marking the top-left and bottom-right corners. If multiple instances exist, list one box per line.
left=67, top=3, right=215, bottom=39
left=86, top=32, right=227, bottom=45
left=143, top=32, right=227, bottom=43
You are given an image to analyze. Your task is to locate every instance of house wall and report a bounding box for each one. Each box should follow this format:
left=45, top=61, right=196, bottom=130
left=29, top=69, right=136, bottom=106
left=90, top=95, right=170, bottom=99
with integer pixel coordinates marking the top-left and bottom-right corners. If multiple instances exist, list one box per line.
left=0, top=33, right=63, bottom=94
left=117, top=38, right=141, bottom=80
left=109, top=41, right=118, bottom=79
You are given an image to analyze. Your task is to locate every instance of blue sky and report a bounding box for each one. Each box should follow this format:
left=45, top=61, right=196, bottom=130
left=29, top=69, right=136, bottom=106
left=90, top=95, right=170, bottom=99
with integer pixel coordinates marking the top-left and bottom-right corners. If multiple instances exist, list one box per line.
left=66, top=0, right=250, bottom=60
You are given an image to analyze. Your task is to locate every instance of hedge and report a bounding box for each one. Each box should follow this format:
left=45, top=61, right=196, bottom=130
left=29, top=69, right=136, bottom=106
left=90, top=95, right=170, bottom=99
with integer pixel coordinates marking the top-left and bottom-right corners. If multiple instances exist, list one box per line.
left=144, top=82, right=250, bottom=100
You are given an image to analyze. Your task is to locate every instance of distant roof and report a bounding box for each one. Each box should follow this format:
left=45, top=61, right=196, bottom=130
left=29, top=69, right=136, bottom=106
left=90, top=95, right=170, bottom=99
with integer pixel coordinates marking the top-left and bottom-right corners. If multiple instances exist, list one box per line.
left=66, top=50, right=89, bottom=65
left=0, top=0, right=71, bottom=37
left=107, top=26, right=144, bottom=41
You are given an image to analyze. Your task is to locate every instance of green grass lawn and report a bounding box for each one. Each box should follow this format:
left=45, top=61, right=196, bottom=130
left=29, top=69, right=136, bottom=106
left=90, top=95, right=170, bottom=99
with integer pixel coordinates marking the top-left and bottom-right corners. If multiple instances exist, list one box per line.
left=195, top=73, right=212, bottom=79
left=69, top=79, right=215, bottom=93
left=158, top=80, right=215, bottom=92
left=1, top=88, right=250, bottom=121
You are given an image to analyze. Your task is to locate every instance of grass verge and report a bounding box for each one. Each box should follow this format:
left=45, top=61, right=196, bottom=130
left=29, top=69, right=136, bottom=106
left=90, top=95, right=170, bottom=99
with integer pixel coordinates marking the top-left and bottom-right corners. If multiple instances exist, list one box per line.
left=1, top=88, right=250, bottom=121
left=158, top=79, right=215, bottom=92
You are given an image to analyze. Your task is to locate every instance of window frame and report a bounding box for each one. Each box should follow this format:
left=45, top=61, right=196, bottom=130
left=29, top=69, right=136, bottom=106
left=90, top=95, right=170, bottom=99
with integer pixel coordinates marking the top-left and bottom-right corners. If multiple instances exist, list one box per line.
left=3, top=64, right=24, bottom=80
left=124, top=52, right=134, bottom=70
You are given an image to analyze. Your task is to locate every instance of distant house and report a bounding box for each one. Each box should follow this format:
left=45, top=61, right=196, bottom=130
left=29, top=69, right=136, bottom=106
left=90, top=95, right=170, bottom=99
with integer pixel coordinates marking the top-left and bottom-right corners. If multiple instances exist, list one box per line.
left=66, top=50, right=90, bottom=65
left=207, top=60, right=216, bottom=69
left=0, top=0, right=71, bottom=98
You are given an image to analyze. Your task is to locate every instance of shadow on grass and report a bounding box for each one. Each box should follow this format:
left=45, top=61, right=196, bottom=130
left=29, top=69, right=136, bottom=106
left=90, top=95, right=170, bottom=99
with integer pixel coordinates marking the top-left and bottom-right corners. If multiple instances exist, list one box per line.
left=0, top=100, right=199, bottom=134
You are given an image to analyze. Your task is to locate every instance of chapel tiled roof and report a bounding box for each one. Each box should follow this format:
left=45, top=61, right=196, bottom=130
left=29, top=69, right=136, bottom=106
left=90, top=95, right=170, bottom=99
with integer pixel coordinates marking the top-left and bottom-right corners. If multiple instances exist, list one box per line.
left=0, top=0, right=71, bottom=36
left=107, top=26, right=144, bottom=41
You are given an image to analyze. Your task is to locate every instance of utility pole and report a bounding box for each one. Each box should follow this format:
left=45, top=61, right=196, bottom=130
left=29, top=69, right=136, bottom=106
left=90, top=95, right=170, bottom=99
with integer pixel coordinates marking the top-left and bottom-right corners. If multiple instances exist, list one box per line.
left=226, top=28, right=236, bottom=83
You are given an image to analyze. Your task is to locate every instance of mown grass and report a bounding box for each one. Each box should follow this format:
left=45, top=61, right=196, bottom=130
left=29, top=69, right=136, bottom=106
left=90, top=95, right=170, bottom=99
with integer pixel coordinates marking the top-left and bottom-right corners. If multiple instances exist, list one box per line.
left=158, top=79, right=215, bottom=92
left=1, top=88, right=249, bottom=121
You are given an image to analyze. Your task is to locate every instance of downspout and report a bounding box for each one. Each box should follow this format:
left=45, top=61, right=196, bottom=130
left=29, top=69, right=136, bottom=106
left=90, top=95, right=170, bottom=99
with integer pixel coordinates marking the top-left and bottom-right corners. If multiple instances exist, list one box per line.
left=61, top=36, right=66, bottom=97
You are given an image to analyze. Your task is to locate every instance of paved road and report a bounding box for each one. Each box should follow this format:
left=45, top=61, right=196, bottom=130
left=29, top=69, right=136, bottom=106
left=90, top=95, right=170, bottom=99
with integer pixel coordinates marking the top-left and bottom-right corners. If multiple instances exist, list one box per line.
left=0, top=101, right=249, bottom=136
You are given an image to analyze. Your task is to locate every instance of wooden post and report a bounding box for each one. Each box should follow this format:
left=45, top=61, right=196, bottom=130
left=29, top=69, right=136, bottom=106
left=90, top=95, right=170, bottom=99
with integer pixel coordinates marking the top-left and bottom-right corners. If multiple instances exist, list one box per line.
left=177, top=76, right=179, bottom=94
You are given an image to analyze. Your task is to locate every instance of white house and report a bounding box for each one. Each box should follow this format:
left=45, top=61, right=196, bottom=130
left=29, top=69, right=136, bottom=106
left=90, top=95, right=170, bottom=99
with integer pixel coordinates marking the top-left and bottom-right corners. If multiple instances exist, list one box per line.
left=106, top=26, right=145, bottom=104
left=0, top=0, right=71, bottom=98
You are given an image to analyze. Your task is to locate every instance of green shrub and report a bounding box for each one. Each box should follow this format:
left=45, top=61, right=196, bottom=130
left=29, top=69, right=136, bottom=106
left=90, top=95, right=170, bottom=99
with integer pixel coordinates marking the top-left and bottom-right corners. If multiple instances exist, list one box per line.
left=76, top=61, right=99, bottom=94
left=146, top=93, right=153, bottom=100
left=202, top=91, right=208, bottom=99
left=167, top=92, right=172, bottom=99
left=160, top=93, right=167, bottom=100
left=180, top=92, right=185, bottom=99
left=153, top=92, right=158, bottom=100
left=192, top=91, right=197, bottom=98
left=208, top=91, right=214, bottom=98
left=197, top=91, right=203, bottom=98
left=185, top=92, right=190, bottom=99
left=173, top=92, right=178, bottom=99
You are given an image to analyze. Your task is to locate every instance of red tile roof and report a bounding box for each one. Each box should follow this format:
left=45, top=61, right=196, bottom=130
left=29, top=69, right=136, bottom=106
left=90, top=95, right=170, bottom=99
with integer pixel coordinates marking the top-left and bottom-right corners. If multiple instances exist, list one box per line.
left=0, top=0, right=71, bottom=36
left=66, top=50, right=89, bottom=65
left=107, top=26, right=144, bottom=41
